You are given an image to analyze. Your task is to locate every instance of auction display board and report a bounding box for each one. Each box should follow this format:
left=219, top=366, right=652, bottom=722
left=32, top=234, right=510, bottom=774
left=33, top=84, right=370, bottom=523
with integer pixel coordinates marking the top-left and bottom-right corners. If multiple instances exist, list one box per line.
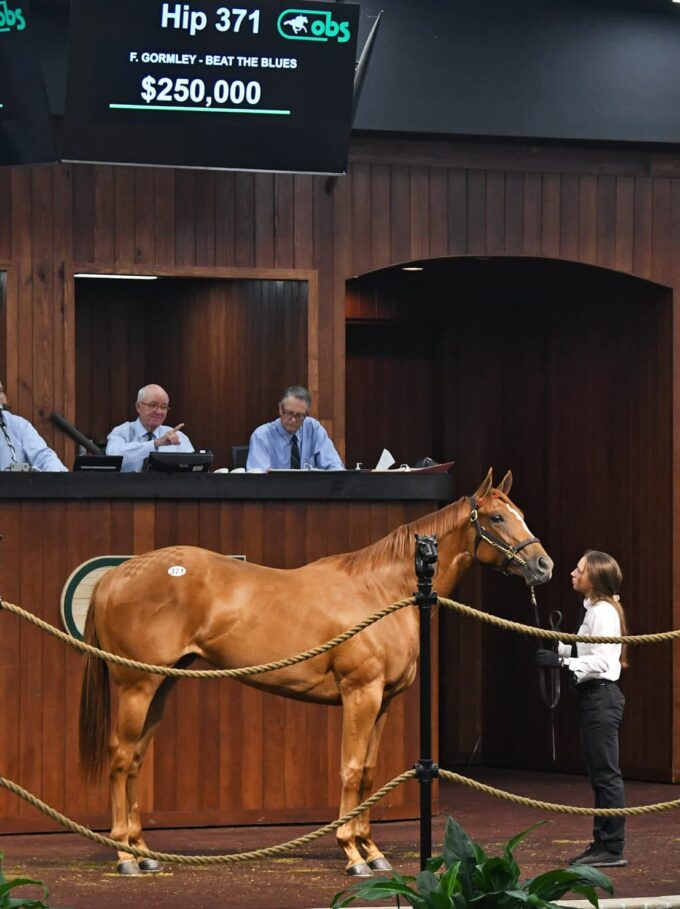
left=62, top=0, right=359, bottom=174
left=0, top=0, right=56, bottom=165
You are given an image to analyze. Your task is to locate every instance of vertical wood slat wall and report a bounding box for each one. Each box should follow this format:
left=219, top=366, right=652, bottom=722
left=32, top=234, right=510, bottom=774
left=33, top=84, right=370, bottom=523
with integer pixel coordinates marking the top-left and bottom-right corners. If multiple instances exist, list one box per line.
left=1, top=135, right=680, bottom=820
left=0, top=498, right=433, bottom=832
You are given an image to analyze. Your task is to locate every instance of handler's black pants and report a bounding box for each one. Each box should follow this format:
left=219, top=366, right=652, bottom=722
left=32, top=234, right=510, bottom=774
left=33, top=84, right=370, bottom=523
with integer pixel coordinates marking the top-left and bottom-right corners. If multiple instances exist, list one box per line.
left=576, top=679, right=626, bottom=852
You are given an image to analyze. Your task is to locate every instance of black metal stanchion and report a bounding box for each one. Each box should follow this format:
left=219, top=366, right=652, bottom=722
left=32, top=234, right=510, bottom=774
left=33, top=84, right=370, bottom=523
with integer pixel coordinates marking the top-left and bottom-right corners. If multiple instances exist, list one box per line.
left=414, top=533, right=439, bottom=871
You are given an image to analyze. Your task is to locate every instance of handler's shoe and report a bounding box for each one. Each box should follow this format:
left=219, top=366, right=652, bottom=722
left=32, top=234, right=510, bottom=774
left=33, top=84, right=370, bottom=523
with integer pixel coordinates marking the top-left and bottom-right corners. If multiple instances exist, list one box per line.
left=569, top=842, right=627, bottom=867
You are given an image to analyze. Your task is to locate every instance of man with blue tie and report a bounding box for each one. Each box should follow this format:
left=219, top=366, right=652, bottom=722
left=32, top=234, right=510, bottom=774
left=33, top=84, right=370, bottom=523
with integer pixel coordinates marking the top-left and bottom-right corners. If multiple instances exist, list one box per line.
left=106, top=384, right=194, bottom=472
left=0, top=380, right=68, bottom=472
left=246, top=385, right=344, bottom=472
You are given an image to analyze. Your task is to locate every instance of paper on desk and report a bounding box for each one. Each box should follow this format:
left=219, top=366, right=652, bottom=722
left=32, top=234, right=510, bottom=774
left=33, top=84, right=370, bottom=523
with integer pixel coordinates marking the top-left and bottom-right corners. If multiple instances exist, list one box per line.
left=374, top=449, right=396, bottom=471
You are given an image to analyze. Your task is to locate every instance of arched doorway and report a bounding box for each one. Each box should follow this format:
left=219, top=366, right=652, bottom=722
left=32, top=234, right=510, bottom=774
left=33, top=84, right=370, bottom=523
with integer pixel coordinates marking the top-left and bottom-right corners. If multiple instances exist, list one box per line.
left=346, top=256, right=673, bottom=780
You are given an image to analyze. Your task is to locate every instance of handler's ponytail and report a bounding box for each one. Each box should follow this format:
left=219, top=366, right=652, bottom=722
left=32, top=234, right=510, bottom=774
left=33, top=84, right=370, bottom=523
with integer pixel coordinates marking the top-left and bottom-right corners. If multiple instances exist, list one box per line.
left=583, top=550, right=629, bottom=670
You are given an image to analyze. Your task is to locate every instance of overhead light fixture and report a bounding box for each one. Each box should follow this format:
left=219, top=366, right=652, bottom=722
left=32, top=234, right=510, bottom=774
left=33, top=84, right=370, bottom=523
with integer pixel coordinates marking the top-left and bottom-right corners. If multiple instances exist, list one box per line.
left=402, top=266, right=424, bottom=272
left=74, top=273, right=159, bottom=280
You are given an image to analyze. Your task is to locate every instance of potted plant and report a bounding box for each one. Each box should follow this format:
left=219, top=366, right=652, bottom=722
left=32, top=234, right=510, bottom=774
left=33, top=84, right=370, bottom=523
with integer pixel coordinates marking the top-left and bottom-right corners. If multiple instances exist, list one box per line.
left=331, top=818, right=613, bottom=908
left=0, top=851, right=68, bottom=909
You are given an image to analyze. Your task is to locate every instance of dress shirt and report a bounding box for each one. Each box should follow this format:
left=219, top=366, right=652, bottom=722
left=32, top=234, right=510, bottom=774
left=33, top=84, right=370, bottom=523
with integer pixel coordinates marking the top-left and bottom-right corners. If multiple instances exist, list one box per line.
left=0, top=410, right=67, bottom=471
left=106, top=418, right=194, bottom=472
left=557, top=597, right=622, bottom=683
left=246, top=416, right=344, bottom=471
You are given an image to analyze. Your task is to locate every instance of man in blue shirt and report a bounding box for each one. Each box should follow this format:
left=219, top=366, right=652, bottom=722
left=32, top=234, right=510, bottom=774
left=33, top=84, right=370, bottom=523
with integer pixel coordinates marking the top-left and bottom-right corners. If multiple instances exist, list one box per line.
left=0, top=380, right=68, bottom=471
left=247, top=385, right=344, bottom=472
left=106, top=383, right=194, bottom=472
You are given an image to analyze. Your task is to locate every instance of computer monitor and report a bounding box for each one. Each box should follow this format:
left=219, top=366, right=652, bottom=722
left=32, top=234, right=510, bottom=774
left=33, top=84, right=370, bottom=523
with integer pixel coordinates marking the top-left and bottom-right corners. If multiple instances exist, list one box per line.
left=144, top=451, right=214, bottom=473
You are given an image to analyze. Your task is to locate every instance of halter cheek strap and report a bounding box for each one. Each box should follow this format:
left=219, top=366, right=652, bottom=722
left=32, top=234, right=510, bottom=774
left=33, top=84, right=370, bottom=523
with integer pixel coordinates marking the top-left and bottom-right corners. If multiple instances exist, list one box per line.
left=469, top=495, right=541, bottom=575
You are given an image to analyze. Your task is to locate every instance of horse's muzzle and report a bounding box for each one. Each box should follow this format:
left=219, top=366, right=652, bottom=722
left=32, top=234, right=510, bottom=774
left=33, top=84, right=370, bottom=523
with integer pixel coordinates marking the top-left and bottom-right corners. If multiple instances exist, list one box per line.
left=523, top=554, right=553, bottom=587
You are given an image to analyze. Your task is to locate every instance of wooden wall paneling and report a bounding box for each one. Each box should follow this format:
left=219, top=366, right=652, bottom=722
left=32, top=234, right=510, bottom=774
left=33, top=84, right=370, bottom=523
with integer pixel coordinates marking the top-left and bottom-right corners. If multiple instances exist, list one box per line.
left=254, top=172, right=275, bottom=268
left=595, top=175, right=617, bottom=269
left=651, top=178, right=673, bottom=287
left=234, top=173, right=255, bottom=268
left=113, top=167, right=136, bottom=269
left=0, top=169, right=11, bottom=259
left=485, top=170, right=505, bottom=256
left=0, top=505, right=22, bottom=824
left=390, top=165, right=411, bottom=266
left=93, top=166, right=115, bottom=265
left=274, top=174, right=294, bottom=267
left=633, top=177, right=653, bottom=279
left=613, top=176, right=635, bottom=274
left=351, top=163, right=372, bottom=276
left=194, top=171, right=217, bottom=268
left=174, top=170, right=197, bottom=268
left=12, top=168, right=34, bottom=420
left=410, top=166, right=430, bottom=262
left=523, top=172, right=542, bottom=257
left=577, top=174, right=598, bottom=264
left=292, top=174, right=313, bottom=270
left=541, top=173, right=561, bottom=259
left=447, top=169, right=467, bottom=257
left=153, top=169, right=176, bottom=268
left=370, top=164, right=391, bottom=268
left=466, top=170, right=486, bottom=256
left=503, top=170, right=524, bottom=257
left=559, top=173, right=579, bottom=262
left=133, top=167, right=158, bottom=266
left=428, top=166, right=449, bottom=260
left=71, top=165, right=95, bottom=265
left=17, top=503, right=45, bottom=818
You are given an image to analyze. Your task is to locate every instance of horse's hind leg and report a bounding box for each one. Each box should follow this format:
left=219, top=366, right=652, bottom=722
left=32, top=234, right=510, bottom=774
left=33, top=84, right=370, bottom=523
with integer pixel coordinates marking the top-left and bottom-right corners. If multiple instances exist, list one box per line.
left=109, top=682, right=161, bottom=875
left=355, top=708, right=393, bottom=871
left=125, top=677, right=180, bottom=872
left=336, top=683, right=384, bottom=876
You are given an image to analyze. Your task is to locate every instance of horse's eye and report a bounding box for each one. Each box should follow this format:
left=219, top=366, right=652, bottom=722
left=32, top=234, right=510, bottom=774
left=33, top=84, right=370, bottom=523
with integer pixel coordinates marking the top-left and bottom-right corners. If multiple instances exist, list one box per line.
left=490, top=514, right=504, bottom=524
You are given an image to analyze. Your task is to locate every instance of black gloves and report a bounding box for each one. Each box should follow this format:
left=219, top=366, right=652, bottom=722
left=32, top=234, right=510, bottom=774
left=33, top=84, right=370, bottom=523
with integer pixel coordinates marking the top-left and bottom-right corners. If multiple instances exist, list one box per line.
left=535, top=649, right=561, bottom=668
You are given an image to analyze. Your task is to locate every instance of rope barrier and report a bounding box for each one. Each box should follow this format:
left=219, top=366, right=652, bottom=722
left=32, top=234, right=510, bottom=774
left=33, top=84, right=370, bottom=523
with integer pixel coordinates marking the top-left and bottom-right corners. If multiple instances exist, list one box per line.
left=3, top=767, right=680, bottom=868
left=438, top=770, right=680, bottom=816
left=0, top=771, right=415, bottom=865
left=437, top=596, right=680, bottom=645
left=0, top=597, right=414, bottom=678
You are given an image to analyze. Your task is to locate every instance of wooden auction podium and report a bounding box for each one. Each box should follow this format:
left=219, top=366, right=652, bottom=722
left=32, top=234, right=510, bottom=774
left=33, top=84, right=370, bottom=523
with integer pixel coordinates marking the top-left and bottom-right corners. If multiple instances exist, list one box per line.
left=0, top=472, right=453, bottom=834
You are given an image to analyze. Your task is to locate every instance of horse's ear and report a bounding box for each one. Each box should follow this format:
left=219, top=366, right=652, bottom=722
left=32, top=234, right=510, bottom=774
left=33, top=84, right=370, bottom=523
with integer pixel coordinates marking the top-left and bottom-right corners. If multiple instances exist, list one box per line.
left=474, top=468, right=493, bottom=502
left=498, top=470, right=513, bottom=496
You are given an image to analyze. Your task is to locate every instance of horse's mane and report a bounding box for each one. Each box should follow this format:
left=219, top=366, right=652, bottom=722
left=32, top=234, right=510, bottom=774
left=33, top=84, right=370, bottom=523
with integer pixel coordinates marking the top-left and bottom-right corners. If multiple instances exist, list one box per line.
left=334, top=496, right=469, bottom=575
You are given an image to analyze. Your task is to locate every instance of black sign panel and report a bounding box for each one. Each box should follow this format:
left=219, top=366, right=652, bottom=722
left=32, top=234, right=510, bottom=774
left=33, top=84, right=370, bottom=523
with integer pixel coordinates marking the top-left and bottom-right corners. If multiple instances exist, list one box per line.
left=0, top=0, right=56, bottom=165
left=62, top=0, right=359, bottom=174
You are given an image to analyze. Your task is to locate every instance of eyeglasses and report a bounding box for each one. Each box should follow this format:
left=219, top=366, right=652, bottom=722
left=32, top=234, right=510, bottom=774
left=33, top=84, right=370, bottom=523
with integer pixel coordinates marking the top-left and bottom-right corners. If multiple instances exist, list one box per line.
left=140, top=401, right=170, bottom=412
left=280, top=408, right=308, bottom=421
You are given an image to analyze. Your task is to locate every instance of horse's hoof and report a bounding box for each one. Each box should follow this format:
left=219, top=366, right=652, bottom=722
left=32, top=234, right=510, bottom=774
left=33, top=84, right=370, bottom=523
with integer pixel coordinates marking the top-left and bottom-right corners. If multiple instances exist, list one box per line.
left=368, top=857, right=393, bottom=872
left=117, top=860, right=142, bottom=875
left=347, top=862, right=373, bottom=877
left=138, top=858, right=162, bottom=873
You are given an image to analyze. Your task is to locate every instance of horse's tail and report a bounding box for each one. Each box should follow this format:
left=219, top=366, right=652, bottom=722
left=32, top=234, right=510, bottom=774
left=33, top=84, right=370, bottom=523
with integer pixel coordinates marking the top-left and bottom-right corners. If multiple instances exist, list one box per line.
left=79, top=585, right=110, bottom=782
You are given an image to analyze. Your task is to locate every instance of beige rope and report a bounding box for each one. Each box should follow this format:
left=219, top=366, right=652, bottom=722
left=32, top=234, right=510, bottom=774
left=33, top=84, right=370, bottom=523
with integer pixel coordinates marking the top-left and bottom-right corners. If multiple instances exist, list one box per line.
left=438, top=596, right=680, bottom=644
left=439, top=769, right=680, bottom=816
left=0, top=597, right=414, bottom=678
left=0, top=771, right=415, bottom=865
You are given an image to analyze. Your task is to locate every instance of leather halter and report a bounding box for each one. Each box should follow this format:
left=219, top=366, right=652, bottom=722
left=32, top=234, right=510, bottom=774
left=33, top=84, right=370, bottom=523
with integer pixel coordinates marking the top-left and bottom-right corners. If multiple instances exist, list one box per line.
left=469, top=495, right=541, bottom=576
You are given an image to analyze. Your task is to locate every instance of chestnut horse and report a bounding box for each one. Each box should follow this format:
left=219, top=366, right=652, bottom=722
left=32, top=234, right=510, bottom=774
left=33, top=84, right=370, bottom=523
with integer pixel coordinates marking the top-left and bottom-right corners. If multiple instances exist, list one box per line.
left=79, top=469, right=552, bottom=875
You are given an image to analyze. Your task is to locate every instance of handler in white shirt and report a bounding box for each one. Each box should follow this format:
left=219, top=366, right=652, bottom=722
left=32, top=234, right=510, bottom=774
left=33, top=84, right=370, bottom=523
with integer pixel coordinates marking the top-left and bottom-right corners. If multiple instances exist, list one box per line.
left=106, top=384, right=193, bottom=472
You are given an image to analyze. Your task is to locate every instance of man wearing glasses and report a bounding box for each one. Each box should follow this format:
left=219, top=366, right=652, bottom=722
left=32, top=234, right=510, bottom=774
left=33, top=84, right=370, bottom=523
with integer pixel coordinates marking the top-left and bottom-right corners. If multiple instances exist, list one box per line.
left=106, top=383, right=194, bottom=472
left=246, top=385, right=344, bottom=472
left=0, top=380, right=68, bottom=471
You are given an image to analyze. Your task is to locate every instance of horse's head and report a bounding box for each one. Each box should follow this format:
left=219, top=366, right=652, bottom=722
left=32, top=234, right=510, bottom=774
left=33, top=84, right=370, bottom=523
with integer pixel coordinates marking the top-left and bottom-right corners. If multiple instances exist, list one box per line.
left=468, top=469, right=553, bottom=586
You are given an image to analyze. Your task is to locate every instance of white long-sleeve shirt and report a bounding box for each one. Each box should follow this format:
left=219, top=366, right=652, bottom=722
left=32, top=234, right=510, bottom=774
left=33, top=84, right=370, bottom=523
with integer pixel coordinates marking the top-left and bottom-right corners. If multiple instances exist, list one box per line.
left=558, top=597, right=622, bottom=684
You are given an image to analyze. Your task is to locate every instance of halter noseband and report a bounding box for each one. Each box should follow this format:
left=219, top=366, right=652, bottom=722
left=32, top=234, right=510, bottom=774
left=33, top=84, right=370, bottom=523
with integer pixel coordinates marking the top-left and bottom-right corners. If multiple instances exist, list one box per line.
left=469, top=495, right=541, bottom=576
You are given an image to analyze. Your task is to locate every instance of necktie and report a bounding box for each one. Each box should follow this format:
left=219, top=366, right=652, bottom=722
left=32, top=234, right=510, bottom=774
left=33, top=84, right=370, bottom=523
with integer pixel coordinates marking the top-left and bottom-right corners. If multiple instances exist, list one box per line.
left=290, top=433, right=300, bottom=469
left=145, top=431, right=154, bottom=441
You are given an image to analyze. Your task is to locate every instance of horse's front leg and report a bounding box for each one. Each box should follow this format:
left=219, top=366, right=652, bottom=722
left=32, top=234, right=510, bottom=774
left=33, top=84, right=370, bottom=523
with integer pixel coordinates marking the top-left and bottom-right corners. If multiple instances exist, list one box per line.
left=336, top=682, right=384, bottom=876
left=354, top=707, right=393, bottom=871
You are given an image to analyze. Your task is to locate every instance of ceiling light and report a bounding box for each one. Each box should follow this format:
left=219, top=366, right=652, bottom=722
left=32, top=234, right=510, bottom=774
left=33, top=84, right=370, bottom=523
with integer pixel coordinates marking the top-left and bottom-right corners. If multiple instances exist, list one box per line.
left=402, top=266, right=424, bottom=272
left=74, top=273, right=159, bottom=280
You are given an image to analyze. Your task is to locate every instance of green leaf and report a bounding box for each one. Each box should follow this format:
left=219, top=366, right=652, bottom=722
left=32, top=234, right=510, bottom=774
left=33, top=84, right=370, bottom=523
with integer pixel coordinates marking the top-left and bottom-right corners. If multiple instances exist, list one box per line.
left=442, top=817, right=478, bottom=866
left=524, top=865, right=613, bottom=902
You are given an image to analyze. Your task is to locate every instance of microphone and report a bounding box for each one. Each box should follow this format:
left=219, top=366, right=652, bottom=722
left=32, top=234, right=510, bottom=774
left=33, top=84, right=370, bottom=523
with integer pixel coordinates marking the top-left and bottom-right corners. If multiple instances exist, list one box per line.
left=49, top=411, right=103, bottom=456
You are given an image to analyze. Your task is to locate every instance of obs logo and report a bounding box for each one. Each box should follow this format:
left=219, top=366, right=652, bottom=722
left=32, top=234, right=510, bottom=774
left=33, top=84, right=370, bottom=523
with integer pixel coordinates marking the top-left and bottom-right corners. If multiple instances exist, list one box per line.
left=278, top=8, right=351, bottom=43
left=0, top=1, right=26, bottom=31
